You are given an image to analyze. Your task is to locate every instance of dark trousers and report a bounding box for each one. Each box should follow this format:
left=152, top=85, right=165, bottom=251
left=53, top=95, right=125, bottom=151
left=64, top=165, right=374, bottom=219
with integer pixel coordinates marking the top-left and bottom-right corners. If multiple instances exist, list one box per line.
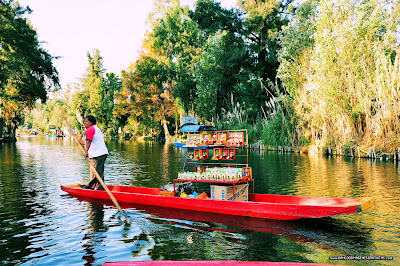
left=88, top=154, right=107, bottom=189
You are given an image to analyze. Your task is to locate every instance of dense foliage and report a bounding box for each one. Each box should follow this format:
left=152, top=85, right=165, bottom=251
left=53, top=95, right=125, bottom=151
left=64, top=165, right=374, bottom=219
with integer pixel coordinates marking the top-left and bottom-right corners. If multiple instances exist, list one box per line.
left=278, top=0, right=400, bottom=151
left=0, top=0, right=59, bottom=140
left=16, top=0, right=400, bottom=152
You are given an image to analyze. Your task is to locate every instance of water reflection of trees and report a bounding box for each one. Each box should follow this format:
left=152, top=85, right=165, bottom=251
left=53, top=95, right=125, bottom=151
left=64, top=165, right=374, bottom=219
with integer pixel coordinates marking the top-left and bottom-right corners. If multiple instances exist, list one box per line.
left=82, top=203, right=106, bottom=265
left=254, top=150, right=400, bottom=262
left=254, top=150, right=400, bottom=217
left=141, top=210, right=373, bottom=263
left=0, top=143, right=32, bottom=264
left=105, top=141, right=182, bottom=188
left=0, top=141, right=63, bottom=264
left=82, top=199, right=372, bottom=264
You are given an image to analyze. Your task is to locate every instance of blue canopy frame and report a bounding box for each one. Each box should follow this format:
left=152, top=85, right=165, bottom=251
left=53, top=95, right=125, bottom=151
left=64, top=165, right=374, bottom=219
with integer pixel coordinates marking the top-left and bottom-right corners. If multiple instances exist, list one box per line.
left=180, top=125, right=217, bottom=132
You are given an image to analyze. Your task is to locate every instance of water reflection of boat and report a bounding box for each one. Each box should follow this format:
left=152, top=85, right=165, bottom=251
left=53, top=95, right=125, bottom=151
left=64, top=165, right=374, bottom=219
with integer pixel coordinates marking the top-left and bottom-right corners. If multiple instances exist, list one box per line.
left=61, top=185, right=374, bottom=220
left=71, top=195, right=370, bottom=265
left=68, top=195, right=303, bottom=237
left=69, top=196, right=372, bottom=244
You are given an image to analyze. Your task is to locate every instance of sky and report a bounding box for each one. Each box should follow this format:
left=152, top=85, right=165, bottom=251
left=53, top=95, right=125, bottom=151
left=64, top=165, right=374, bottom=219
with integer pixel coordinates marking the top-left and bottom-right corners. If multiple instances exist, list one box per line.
left=18, top=0, right=238, bottom=89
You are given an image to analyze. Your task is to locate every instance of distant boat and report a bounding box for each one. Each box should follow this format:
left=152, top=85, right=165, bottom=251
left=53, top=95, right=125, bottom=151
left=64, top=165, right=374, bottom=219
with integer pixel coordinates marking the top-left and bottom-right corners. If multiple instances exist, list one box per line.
left=46, top=127, right=64, bottom=137
left=46, top=125, right=58, bottom=137
left=46, top=132, right=58, bottom=137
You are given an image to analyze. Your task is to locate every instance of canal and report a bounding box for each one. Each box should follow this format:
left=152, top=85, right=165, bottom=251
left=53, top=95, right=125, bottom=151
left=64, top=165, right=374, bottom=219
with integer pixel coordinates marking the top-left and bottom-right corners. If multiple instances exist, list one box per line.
left=0, top=136, right=399, bottom=265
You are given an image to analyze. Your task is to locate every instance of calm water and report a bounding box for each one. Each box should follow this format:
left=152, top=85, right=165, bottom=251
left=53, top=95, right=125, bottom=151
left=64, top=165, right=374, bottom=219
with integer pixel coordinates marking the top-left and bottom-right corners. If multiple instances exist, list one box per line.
left=0, top=136, right=399, bottom=265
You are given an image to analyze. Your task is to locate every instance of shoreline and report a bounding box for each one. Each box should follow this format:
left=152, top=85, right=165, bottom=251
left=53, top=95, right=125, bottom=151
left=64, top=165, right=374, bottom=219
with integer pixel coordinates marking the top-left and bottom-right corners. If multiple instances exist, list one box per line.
left=5, top=135, right=398, bottom=161
left=250, top=140, right=399, bottom=161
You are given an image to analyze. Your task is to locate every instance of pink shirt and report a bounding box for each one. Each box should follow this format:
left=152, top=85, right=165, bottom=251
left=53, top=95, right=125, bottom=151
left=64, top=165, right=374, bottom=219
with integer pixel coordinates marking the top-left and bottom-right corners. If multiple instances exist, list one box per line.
left=85, top=126, right=96, bottom=141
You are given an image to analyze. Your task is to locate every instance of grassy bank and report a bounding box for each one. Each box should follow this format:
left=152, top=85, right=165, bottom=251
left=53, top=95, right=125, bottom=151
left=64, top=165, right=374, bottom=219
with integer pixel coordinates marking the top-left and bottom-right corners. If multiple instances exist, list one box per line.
left=215, top=97, right=400, bottom=161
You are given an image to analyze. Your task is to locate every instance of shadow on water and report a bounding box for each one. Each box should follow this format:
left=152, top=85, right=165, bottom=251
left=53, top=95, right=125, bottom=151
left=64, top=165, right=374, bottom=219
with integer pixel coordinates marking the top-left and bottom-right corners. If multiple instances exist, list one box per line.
left=82, top=204, right=105, bottom=265
left=0, top=142, right=53, bottom=264
left=293, top=217, right=373, bottom=252
left=0, top=143, right=29, bottom=263
left=67, top=194, right=373, bottom=264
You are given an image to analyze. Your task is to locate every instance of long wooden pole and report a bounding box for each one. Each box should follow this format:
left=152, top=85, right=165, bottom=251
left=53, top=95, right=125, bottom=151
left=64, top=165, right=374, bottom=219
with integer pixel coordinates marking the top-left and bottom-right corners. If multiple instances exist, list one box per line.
left=65, top=118, right=128, bottom=219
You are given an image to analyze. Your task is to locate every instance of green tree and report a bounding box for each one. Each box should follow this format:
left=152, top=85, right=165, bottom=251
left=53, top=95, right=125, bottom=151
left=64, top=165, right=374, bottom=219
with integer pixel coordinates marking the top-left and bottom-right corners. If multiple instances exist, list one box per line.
left=190, top=0, right=243, bottom=35
left=113, top=72, right=132, bottom=135
left=0, top=0, right=59, bottom=140
left=118, top=0, right=202, bottom=138
left=81, top=49, right=105, bottom=122
left=188, top=0, right=248, bottom=121
left=195, top=30, right=247, bottom=121
left=237, top=0, right=290, bottom=120
left=69, top=50, right=124, bottom=136
left=71, top=86, right=90, bottom=123
left=277, top=0, right=316, bottom=96
left=103, top=72, right=122, bottom=134
left=151, top=0, right=203, bottom=115
left=121, top=52, right=174, bottom=139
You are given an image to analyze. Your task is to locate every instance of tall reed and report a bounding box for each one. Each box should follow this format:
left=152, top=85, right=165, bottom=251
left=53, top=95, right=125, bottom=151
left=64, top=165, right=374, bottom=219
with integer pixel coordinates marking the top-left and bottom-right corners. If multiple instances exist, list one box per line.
left=215, top=94, right=264, bottom=144
left=279, top=0, right=400, bottom=151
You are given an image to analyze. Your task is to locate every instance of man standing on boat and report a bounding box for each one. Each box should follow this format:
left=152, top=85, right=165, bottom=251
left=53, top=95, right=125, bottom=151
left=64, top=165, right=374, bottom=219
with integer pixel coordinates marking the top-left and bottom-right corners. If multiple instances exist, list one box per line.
left=81, top=115, right=108, bottom=190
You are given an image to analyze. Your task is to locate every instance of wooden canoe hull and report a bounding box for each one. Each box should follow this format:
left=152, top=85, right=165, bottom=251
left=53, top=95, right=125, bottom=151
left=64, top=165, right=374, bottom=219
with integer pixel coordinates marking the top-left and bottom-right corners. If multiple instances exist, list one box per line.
left=61, top=185, right=374, bottom=220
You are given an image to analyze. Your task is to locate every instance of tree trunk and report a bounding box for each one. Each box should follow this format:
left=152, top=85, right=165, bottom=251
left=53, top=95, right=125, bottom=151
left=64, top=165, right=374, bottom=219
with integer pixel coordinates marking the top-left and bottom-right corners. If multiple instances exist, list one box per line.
left=7, top=124, right=17, bottom=142
left=0, top=118, right=3, bottom=138
left=11, top=125, right=16, bottom=142
left=162, top=117, right=171, bottom=140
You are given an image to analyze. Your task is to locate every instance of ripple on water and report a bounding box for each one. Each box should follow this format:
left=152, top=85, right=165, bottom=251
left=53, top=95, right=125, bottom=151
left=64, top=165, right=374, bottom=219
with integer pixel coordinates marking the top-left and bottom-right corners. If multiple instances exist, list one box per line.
left=1, top=138, right=400, bottom=265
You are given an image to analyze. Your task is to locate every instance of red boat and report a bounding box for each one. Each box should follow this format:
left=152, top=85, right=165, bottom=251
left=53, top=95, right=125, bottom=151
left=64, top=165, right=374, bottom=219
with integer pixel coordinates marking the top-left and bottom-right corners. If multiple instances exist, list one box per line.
left=61, top=184, right=374, bottom=220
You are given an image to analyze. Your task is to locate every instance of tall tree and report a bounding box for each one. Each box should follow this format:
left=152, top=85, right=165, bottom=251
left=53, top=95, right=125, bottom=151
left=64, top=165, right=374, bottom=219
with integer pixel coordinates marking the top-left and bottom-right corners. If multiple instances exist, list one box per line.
left=190, top=0, right=248, bottom=121
left=113, top=71, right=132, bottom=135
left=151, top=0, right=203, bottom=114
left=195, top=30, right=247, bottom=121
left=102, top=72, right=121, bottom=134
left=237, top=0, right=290, bottom=119
left=119, top=0, right=202, bottom=138
left=80, top=49, right=105, bottom=122
left=121, top=52, right=174, bottom=139
left=0, top=0, right=59, bottom=140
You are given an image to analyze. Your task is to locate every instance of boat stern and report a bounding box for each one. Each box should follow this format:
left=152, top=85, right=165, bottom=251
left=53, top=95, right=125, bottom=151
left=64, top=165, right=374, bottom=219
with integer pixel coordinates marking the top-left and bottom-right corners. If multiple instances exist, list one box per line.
left=357, top=197, right=375, bottom=212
